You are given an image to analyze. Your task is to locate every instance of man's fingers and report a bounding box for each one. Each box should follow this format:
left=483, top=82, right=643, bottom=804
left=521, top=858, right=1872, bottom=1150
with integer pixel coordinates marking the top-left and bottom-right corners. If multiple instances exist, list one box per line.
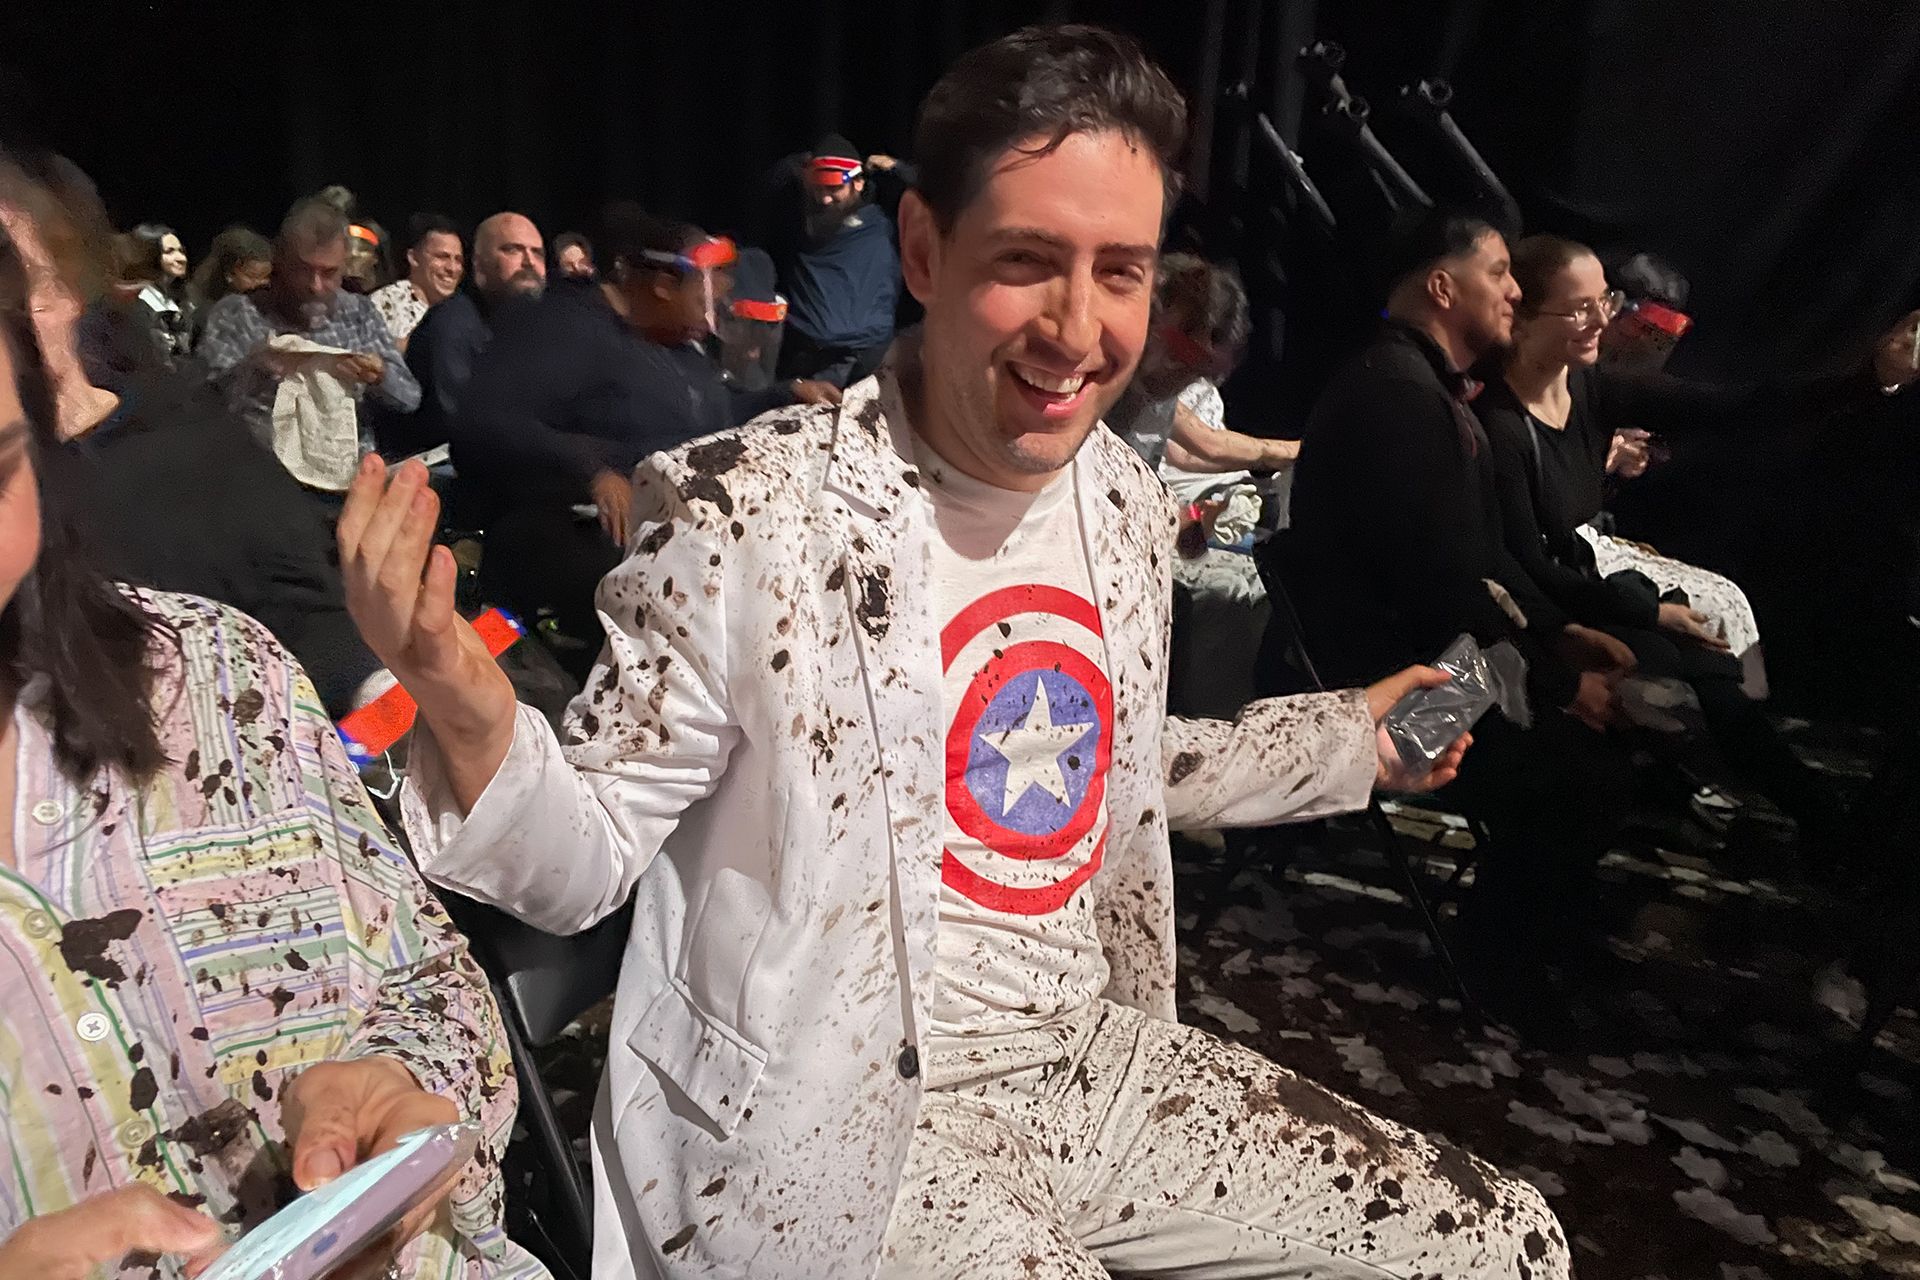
left=350, top=460, right=430, bottom=588
left=375, top=483, right=443, bottom=606
left=337, top=454, right=390, bottom=559
left=415, top=545, right=462, bottom=643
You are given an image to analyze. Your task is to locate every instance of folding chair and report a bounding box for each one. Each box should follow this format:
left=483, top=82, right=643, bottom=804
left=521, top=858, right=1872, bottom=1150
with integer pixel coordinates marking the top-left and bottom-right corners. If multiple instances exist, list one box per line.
left=1252, top=531, right=1482, bottom=1019
left=438, top=892, right=635, bottom=1280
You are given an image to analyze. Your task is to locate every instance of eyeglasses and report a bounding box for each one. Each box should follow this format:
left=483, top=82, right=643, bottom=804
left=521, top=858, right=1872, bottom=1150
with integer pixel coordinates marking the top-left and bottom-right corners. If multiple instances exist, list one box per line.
left=1538, top=289, right=1626, bottom=328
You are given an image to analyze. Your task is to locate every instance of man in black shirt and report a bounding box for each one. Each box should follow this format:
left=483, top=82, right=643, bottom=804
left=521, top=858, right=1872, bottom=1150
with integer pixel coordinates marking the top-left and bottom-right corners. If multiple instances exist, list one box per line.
left=453, top=206, right=837, bottom=679
left=1276, top=208, right=1637, bottom=1022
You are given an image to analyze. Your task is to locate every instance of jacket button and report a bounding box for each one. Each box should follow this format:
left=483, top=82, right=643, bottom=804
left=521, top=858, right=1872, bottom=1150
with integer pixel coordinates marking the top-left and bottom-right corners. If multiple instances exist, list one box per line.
left=896, top=1046, right=919, bottom=1080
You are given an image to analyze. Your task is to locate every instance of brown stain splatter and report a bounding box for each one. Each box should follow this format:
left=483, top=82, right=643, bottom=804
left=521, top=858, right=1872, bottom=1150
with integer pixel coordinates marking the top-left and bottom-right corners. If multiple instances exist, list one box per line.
left=232, top=689, right=266, bottom=724
left=1167, top=751, right=1204, bottom=785
left=1428, top=1143, right=1497, bottom=1210
left=167, top=1098, right=254, bottom=1155
left=638, top=524, right=674, bottom=556
left=661, top=1224, right=697, bottom=1254
left=58, top=909, right=144, bottom=982
left=856, top=575, right=890, bottom=639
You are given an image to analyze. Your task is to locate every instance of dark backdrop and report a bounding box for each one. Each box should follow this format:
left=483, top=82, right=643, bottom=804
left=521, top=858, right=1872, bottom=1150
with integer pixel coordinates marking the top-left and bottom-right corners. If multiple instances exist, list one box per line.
left=6, top=0, right=1917, bottom=384
left=6, top=0, right=1919, bottom=710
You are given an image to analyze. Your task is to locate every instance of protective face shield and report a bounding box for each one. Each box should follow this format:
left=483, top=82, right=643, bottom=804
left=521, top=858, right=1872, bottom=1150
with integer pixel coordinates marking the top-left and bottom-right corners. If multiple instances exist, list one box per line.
left=639, top=235, right=739, bottom=337
left=718, top=293, right=788, bottom=391
left=1602, top=299, right=1694, bottom=374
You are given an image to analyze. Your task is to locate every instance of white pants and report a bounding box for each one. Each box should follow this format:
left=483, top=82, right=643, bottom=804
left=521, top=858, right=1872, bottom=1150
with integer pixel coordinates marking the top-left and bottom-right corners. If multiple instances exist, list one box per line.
left=878, top=1001, right=1567, bottom=1279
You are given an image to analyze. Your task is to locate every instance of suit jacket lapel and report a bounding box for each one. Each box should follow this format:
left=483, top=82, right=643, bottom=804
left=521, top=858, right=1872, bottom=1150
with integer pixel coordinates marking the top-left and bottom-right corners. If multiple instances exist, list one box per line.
left=821, top=370, right=945, bottom=1041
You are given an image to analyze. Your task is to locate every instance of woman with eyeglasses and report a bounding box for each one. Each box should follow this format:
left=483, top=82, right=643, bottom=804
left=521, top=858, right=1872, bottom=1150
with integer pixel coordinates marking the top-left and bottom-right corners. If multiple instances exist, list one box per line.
left=1474, top=232, right=1919, bottom=852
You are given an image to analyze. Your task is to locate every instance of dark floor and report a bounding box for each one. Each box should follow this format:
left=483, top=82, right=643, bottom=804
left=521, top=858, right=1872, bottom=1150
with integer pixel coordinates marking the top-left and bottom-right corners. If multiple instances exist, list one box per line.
left=528, top=717, right=1920, bottom=1278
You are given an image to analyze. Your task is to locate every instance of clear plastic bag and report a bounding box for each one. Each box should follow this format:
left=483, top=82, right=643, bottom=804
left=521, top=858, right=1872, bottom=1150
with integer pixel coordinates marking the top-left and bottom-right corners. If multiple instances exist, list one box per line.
left=1382, top=634, right=1502, bottom=778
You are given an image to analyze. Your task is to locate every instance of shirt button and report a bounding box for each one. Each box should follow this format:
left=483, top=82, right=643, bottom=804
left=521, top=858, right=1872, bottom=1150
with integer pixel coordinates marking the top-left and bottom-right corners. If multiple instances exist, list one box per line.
left=31, top=799, right=64, bottom=826
left=22, top=909, right=55, bottom=938
left=75, top=1012, right=111, bottom=1042
left=117, top=1116, right=155, bottom=1149
left=897, top=1046, right=919, bottom=1080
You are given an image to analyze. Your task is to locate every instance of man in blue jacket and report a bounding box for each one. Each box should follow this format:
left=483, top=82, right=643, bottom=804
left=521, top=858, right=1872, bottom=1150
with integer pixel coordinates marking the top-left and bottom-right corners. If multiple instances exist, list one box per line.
left=766, top=135, right=914, bottom=387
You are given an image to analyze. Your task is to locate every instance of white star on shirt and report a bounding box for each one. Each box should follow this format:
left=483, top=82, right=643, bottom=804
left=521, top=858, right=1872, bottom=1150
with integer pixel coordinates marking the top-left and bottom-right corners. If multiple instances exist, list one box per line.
left=983, top=678, right=1095, bottom=813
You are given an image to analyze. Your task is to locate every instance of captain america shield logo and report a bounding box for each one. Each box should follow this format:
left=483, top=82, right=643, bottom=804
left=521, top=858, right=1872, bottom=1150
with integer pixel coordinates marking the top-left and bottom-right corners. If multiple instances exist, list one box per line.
left=940, top=585, right=1113, bottom=916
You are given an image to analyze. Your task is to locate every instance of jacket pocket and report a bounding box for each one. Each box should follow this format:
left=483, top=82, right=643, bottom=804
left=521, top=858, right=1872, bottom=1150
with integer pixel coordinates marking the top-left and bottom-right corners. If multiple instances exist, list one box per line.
left=626, top=976, right=769, bottom=1139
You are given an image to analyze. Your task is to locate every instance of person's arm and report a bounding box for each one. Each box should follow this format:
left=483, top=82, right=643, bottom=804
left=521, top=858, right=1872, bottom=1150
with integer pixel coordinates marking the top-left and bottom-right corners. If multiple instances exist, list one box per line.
left=1162, top=691, right=1374, bottom=829
left=339, top=456, right=742, bottom=936
left=352, top=299, right=421, bottom=413
left=451, top=319, right=626, bottom=495
left=194, top=296, right=250, bottom=379
left=1482, top=405, right=1656, bottom=629
left=1165, top=399, right=1297, bottom=472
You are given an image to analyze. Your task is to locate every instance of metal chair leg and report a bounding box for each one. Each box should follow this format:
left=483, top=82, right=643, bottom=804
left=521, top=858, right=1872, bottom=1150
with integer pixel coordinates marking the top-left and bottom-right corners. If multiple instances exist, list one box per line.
left=496, top=983, right=594, bottom=1278
left=1370, top=799, right=1480, bottom=1021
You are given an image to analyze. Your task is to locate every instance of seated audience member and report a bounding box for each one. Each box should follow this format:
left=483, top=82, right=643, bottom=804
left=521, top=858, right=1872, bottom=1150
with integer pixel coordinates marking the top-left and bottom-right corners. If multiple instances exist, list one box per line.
left=1279, top=207, right=1638, bottom=1015
left=0, top=172, right=546, bottom=1280
left=716, top=245, right=787, bottom=392
left=344, top=219, right=392, bottom=294
left=129, top=221, right=194, bottom=354
left=187, top=225, right=272, bottom=346
left=199, top=195, right=420, bottom=491
left=342, top=27, right=1563, bottom=1279
left=371, top=211, right=464, bottom=351
left=450, top=207, right=834, bottom=679
left=1111, top=253, right=1295, bottom=717
left=397, top=211, right=544, bottom=457
left=89, top=229, right=191, bottom=374
left=1478, top=235, right=1917, bottom=843
left=553, top=230, right=595, bottom=280
left=764, top=135, right=915, bottom=386
left=1, top=175, right=386, bottom=716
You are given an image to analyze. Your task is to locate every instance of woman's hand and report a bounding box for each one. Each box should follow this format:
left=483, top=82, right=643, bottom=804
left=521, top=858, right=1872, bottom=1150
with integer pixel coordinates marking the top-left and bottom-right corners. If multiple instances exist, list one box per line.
left=1606, top=429, right=1652, bottom=479
left=1657, top=601, right=1730, bottom=651
left=1565, top=669, right=1620, bottom=733
left=283, top=1058, right=464, bottom=1278
left=0, top=1185, right=223, bottom=1280
left=591, top=468, right=635, bottom=546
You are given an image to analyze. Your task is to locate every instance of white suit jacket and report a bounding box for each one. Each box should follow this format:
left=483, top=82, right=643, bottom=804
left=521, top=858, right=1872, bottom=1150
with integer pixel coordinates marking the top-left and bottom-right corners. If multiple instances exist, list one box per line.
left=403, top=365, right=1375, bottom=1279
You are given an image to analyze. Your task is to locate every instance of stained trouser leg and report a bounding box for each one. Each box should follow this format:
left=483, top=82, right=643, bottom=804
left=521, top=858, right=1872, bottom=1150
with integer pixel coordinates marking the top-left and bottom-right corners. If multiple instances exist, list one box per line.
left=881, top=1003, right=1569, bottom=1279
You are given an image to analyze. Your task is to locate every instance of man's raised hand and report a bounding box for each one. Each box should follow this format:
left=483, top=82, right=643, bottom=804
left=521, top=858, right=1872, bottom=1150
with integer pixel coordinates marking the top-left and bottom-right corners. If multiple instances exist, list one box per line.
left=338, top=456, right=518, bottom=813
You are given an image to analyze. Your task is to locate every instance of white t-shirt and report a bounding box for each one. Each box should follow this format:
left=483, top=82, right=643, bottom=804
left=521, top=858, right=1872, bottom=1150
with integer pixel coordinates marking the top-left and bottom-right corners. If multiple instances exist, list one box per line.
left=914, top=438, right=1113, bottom=1043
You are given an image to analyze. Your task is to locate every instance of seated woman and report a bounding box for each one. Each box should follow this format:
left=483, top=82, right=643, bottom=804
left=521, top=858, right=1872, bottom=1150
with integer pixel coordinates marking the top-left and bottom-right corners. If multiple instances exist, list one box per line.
left=1475, top=232, right=1918, bottom=844
left=0, top=165, right=544, bottom=1280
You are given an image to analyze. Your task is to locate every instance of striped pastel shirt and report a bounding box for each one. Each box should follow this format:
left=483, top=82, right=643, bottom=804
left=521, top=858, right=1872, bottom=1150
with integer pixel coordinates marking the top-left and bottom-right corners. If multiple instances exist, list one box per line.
left=0, top=590, right=548, bottom=1280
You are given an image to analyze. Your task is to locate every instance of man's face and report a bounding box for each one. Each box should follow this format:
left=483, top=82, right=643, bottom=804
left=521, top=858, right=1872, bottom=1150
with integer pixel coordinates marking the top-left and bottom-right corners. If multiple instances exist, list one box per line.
left=410, top=230, right=465, bottom=302
left=900, top=129, right=1162, bottom=491
left=1441, top=231, right=1519, bottom=358
left=476, top=215, right=546, bottom=299
left=816, top=176, right=862, bottom=212
left=274, top=234, right=347, bottom=325
left=231, top=257, right=272, bottom=293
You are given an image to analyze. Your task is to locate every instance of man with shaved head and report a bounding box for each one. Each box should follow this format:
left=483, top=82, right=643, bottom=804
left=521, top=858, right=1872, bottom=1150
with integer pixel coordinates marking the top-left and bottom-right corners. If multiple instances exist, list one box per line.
left=401, top=210, right=546, bottom=453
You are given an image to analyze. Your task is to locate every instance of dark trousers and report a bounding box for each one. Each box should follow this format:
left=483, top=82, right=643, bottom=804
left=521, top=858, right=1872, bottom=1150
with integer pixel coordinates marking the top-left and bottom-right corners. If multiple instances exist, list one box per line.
left=478, top=503, right=624, bottom=684
left=1441, top=706, right=1635, bottom=963
left=1609, top=624, right=1837, bottom=827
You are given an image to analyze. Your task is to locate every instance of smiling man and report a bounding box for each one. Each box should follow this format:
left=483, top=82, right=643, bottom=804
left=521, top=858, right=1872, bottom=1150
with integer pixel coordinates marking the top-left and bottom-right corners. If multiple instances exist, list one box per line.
left=338, top=25, right=1559, bottom=1280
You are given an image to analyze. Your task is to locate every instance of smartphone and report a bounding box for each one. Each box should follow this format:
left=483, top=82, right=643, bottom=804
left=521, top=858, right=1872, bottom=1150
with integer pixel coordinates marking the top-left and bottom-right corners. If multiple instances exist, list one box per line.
left=196, top=1122, right=479, bottom=1280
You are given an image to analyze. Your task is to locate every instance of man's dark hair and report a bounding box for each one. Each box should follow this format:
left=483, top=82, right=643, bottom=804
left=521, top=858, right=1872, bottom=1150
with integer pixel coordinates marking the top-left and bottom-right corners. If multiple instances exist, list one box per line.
left=1159, top=253, right=1249, bottom=353
left=404, top=211, right=460, bottom=254
left=595, top=202, right=700, bottom=281
left=1379, top=205, right=1501, bottom=300
left=912, top=23, right=1187, bottom=233
left=278, top=195, right=348, bottom=253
